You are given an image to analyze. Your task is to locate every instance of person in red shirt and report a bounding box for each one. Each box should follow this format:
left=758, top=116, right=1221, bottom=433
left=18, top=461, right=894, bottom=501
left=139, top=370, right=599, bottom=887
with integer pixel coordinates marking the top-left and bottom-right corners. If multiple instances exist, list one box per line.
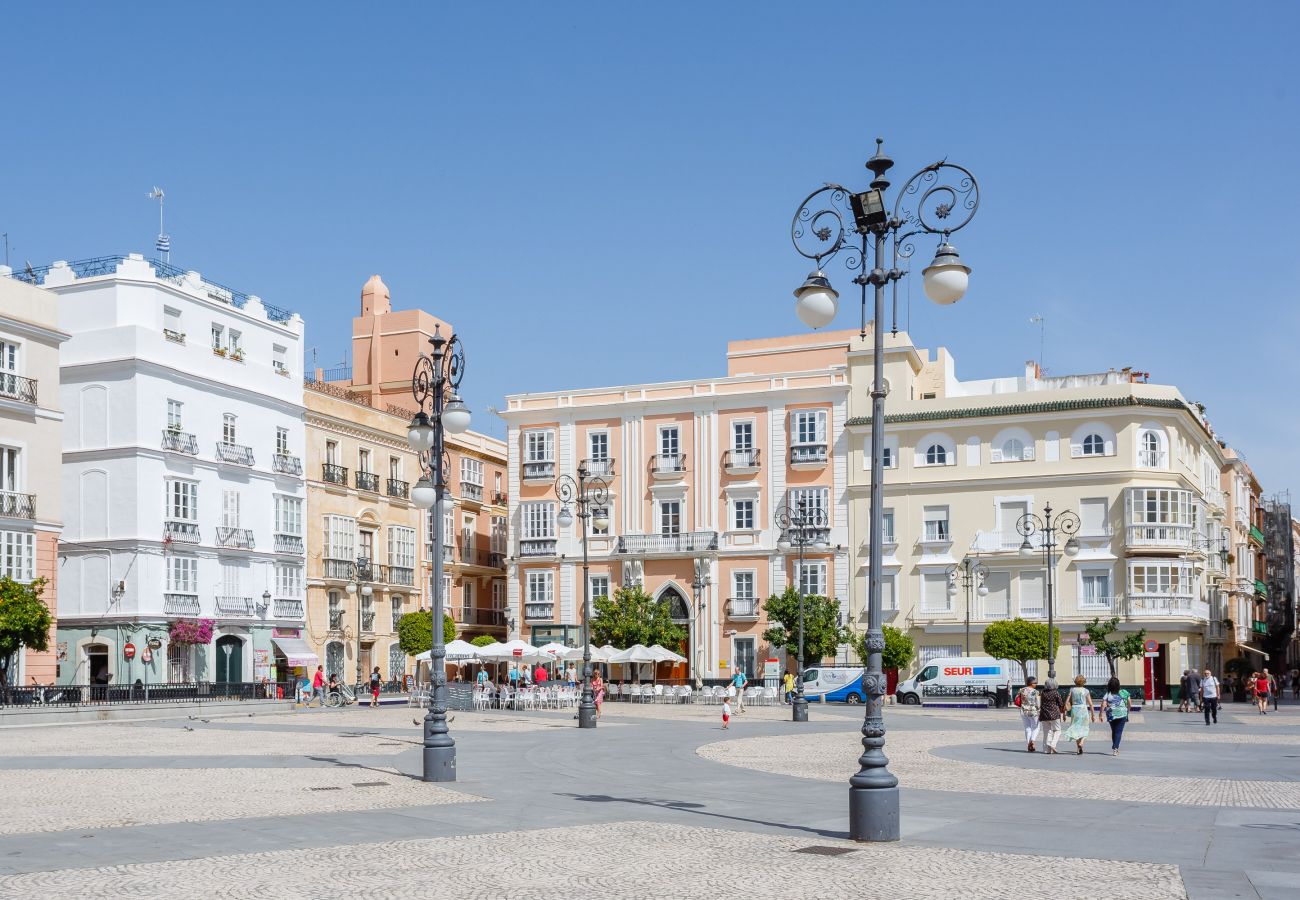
left=310, top=665, right=325, bottom=709
left=534, top=664, right=548, bottom=684
left=1255, top=671, right=1271, bottom=715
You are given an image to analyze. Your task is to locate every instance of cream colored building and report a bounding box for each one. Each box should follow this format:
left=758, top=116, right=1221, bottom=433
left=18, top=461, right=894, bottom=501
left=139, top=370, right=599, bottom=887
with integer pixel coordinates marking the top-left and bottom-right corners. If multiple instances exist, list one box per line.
left=501, top=331, right=855, bottom=682
left=847, top=331, right=1230, bottom=691
left=1217, top=451, right=1266, bottom=672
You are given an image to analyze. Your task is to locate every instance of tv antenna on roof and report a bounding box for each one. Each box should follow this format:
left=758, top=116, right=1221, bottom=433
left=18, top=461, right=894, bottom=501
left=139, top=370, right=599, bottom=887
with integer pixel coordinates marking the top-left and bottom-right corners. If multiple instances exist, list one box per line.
left=1029, top=314, right=1045, bottom=375
left=148, top=187, right=170, bottom=261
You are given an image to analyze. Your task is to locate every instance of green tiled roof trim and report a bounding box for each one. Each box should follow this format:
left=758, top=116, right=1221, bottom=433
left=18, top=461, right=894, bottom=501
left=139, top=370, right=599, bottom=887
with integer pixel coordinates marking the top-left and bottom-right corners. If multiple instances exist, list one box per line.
left=846, top=396, right=1197, bottom=428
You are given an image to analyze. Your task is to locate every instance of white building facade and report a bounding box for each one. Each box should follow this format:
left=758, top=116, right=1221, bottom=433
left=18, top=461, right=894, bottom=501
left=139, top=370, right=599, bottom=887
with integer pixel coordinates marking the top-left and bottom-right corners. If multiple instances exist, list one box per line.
left=39, top=254, right=307, bottom=686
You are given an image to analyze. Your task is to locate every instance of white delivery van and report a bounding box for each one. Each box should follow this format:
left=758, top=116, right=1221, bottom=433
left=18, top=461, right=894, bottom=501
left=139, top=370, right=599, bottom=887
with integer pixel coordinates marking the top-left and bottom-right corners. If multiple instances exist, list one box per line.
left=894, top=657, right=1011, bottom=706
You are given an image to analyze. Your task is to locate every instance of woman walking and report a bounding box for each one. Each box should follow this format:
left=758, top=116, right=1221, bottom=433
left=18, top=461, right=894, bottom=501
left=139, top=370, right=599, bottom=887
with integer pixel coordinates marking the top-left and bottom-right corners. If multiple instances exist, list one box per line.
left=1254, top=671, right=1271, bottom=715
left=1062, top=675, right=1096, bottom=754
left=1016, top=676, right=1041, bottom=752
left=592, top=671, right=605, bottom=719
left=1101, top=677, right=1131, bottom=755
left=1037, top=678, right=1065, bottom=754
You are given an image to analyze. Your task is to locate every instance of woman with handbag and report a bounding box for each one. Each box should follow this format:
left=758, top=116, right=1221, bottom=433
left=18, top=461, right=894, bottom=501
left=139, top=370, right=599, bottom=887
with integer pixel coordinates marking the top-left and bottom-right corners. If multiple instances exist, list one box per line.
left=1016, top=676, right=1041, bottom=752
left=1037, top=678, right=1065, bottom=754
left=1101, top=676, right=1131, bottom=756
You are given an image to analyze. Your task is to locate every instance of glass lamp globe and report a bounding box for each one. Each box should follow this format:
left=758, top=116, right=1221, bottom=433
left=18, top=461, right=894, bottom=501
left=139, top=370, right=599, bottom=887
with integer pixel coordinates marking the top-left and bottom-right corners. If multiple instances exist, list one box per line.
left=362, top=584, right=373, bottom=598
left=407, top=412, right=436, bottom=452
left=1018, top=539, right=1035, bottom=558
left=346, top=582, right=357, bottom=595
left=777, top=537, right=792, bottom=552
left=593, top=511, right=610, bottom=531
left=1063, top=537, right=1081, bottom=557
left=814, top=537, right=829, bottom=551
left=442, top=396, right=472, bottom=434
left=921, top=243, right=971, bottom=305
left=978, top=583, right=990, bottom=597
left=793, top=271, right=839, bottom=329
left=557, top=506, right=575, bottom=529
left=411, top=476, right=437, bottom=510
left=947, top=582, right=958, bottom=597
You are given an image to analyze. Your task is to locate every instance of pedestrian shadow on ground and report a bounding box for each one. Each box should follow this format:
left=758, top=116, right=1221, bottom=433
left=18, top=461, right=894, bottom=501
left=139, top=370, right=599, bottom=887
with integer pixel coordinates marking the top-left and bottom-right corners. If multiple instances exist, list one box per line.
left=557, top=792, right=847, bottom=840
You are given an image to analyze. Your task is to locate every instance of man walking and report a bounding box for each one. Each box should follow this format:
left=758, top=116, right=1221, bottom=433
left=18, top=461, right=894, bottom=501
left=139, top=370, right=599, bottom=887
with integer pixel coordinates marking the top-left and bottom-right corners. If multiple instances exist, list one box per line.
left=1200, top=668, right=1220, bottom=725
left=731, top=667, right=748, bottom=713
left=1178, top=669, right=1191, bottom=713
left=1187, top=668, right=1202, bottom=713
left=310, top=665, right=326, bottom=709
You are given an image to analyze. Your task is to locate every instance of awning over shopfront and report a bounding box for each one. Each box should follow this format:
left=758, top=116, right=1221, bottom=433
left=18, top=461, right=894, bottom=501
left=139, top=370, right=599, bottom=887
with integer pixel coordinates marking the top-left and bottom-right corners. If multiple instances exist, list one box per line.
left=272, top=637, right=320, bottom=667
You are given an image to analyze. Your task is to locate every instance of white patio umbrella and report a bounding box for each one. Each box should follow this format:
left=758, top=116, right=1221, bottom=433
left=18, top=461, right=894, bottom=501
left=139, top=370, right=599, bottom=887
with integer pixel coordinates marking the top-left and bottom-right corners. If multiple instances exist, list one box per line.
left=647, top=644, right=686, bottom=663
left=415, top=639, right=479, bottom=662
left=563, top=644, right=610, bottom=663
left=536, top=642, right=571, bottom=659
left=609, top=644, right=658, bottom=664
left=478, top=639, right=545, bottom=662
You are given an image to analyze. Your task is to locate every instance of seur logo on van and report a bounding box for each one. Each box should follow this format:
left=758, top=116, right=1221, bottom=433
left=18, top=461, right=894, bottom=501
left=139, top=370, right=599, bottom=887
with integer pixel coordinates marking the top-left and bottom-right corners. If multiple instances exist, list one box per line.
left=943, top=666, right=1001, bottom=676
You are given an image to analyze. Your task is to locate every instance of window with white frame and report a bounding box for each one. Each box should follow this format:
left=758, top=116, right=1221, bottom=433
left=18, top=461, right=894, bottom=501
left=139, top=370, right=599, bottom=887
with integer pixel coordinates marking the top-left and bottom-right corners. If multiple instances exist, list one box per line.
left=358, top=448, right=372, bottom=475
left=1081, top=433, right=1105, bottom=456
left=797, top=561, right=827, bottom=597
left=920, top=572, right=951, bottom=612
left=0, top=531, right=33, bottom=581
left=1128, top=488, right=1193, bottom=526
left=462, top=582, right=474, bottom=615
left=462, top=515, right=476, bottom=554
left=167, top=399, right=183, bottom=430
left=588, top=431, right=609, bottom=462
left=525, top=430, right=555, bottom=462
left=732, top=420, right=753, bottom=451
left=922, top=506, right=950, bottom=542
left=227, top=329, right=242, bottom=354
left=323, top=515, right=357, bottom=560
left=389, top=456, right=402, bottom=481
left=994, top=437, right=1031, bottom=462
left=732, top=570, right=757, bottom=616
left=221, top=490, right=241, bottom=528
left=521, top=502, right=555, bottom=539
left=325, top=440, right=339, bottom=466
left=924, top=443, right=948, bottom=466
left=0, top=447, right=16, bottom=493
left=272, top=344, right=287, bottom=374
left=1079, top=497, right=1109, bottom=536
left=1079, top=570, right=1112, bottom=608
left=166, top=480, right=198, bottom=521
left=1138, top=429, right=1166, bottom=468
left=461, top=457, right=483, bottom=487
left=1129, top=561, right=1194, bottom=596
left=222, top=413, right=237, bottom=444
left=276, top=563, right=303, bottom=598
left=275, top=495, right=303, bottom=536
left=163, top=306, right=182, bottom=335
left=732, top=498, right=755, bottom=531
left=166, top=556, right=198, bottom=593
left=388, top=526, right=416, bottom=569
left=525, top=571, right=554, bottom=618
left=491, top=516, right=507, bottom=553
left=787, top=487, right=829, bottom=520
left=875, top=509, right=896, bottom=545
left=492, top=580, right=506, bottom=609
left=791, top=409, right=827, bottom=447
left=659, top=426, right=680, bottom=458
left=442, top=507, right=454, bottom=547
left=659, top=500, right=682, bottom=536
left=210, top=323, right=224, bottom=351
left=276, top=427, right=289, bottom=456
left=589, top=574, right=610, bottom=601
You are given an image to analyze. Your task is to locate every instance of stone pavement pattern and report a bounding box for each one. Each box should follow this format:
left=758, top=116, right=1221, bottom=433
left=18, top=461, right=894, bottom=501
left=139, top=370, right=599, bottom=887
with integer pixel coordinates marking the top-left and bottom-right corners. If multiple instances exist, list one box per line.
left=0, top=821, right=1185, bottom=900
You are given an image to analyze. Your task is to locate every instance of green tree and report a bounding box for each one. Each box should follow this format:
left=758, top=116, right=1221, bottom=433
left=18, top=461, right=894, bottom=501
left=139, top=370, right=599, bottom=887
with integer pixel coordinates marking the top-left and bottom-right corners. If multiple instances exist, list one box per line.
left=762, top=586, right=849, bottom=669
left=982, top=617, right=1059, bottom=683
left=0, top=577, right=52, bottom=698
left=1083, top=616, right=1147, bottom=679
left=589, top=585, right=687, bottom=649
left=856, top=624, right=914, bottom=671
left=470, top=634, right=497, bottom=648
left=396, top=611, right=456, bottom=657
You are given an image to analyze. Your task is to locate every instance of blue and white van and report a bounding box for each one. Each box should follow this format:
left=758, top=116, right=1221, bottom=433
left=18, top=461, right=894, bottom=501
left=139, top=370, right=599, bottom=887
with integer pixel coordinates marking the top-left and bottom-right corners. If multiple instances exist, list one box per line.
left=895, top=657, right=1010, bottom=706
left=799, top=666, right=868, bottom=703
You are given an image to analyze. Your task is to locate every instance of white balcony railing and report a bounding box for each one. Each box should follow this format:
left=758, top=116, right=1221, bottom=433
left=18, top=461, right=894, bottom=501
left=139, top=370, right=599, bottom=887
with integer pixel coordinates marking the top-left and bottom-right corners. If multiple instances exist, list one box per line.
left=616, top=532, right=719, bottom=555
left=727, top=598, right=760, bottom=620
left=1125, top=523, right=1193, bottom=548
left=522, top=461, right=556, bottom=481
left=520, top=539, right=557, bottom=557
left=789, top=444, right=828, bottom=466
left=1123, top=594, right=1205, bottom=618
left=524, top=603, right=553, bottom=621
left=652, top=453, right=687, bottom=476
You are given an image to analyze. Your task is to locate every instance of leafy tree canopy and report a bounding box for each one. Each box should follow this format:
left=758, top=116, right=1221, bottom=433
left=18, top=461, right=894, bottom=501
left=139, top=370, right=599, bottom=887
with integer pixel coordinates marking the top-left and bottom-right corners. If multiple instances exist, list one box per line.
left=762, top=586, right=848, bottom=669
left=396, top=611, right=456, bottom=657
left=470, top=634, right=498, bottom=648
left=856, top=624, right=914, bottom=671
left=0, top=577, right=52, bottom=691
left=982, top=617, right=1059, bottom=682
left=590, top=585, right=687, bottom=649
left=1083, top=616, right=1147, bottom=678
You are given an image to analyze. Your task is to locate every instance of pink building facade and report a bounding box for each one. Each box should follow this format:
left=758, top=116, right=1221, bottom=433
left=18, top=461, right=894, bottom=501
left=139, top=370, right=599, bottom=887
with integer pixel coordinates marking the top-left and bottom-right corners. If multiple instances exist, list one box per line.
left=502, top=331, right=855, bottom=681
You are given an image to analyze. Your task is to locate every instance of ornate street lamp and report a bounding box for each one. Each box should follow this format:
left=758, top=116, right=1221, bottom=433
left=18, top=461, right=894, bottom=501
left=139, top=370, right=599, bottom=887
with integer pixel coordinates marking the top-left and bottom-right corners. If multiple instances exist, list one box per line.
left=774, top=498, right=829, bottom=723
left=790, top=138, right=981, bottom=842
left=407, top=326, right=470, bottom=782
left=1017, top=503, right=1081, bottom=680
left=555, top=464, right=609, bottom=729
left=946, top=556, right=989, bottom=658
left=344, top=561, right=374, bottom=688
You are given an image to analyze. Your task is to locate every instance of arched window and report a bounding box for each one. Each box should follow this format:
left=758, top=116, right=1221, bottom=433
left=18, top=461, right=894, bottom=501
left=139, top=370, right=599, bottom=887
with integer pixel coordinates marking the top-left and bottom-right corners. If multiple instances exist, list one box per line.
left=388, top=643, right=406, bottom=682
left=1082, top=433, right=1105, bottom=456
left=925, top=444, right=947, bottom=466
left=325, top=641, right=345, bottom=681
left=1001, top=438, right=1025, bottom=461
left=1139, top=431, right=1164, bottom=468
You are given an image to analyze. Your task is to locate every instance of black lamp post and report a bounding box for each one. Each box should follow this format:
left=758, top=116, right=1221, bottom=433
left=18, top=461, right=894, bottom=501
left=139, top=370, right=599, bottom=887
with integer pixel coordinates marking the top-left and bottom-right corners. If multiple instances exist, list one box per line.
left=775, top=498, right=829, bottom=723
left=790, top=138, right=982, bottom=842
left=945, top=556, right=989, bottom=657
left=1017, top=503, right=1081, bottom=680
left=406, top=326, right=472, bottom=782
left=555, top=464, right=609, bottom=729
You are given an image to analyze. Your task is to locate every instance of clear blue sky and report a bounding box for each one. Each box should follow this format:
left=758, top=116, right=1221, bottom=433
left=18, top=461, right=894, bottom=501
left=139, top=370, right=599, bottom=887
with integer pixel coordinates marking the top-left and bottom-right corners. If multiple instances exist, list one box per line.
left=5, top=3, right=1298, bottom=497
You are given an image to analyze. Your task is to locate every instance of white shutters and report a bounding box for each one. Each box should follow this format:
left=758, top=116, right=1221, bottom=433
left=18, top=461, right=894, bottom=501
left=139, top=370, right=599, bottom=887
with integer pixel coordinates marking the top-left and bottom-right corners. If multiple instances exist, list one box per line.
left=221, top=490, right=240, bottom=528
left=275, top=564, right=303, bottom=598
left=920, top=572, right=950, bottom=612
left=520, top=502, right=555, bottom=539
left=999, top=502, right=1027, bottom=542
left=324, top=515, right=357, bottom=560
left=1019, top=571, right=1045, bottom=616
left=983, top=571, right=1011, bottom=619
left=166, top=556, right=198, bottom=593
left=1080, top=498, right=1108, bottom=536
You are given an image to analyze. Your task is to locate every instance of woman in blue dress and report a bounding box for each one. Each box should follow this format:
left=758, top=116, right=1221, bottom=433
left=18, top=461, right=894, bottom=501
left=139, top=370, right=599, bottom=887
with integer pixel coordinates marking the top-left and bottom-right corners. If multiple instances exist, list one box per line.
left=1062, top=674, right=1096, bottom=755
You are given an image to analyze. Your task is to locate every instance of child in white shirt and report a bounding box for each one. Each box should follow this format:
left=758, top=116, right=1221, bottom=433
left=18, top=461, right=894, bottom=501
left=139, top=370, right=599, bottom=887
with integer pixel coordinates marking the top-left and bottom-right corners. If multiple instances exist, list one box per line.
left=722, top=699, right=732, bottom=729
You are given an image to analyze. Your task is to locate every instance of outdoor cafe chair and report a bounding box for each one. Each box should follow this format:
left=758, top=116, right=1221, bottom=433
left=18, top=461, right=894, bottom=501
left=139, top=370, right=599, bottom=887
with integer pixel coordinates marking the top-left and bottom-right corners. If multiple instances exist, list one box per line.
left=653, top=684, right=665, bottom=703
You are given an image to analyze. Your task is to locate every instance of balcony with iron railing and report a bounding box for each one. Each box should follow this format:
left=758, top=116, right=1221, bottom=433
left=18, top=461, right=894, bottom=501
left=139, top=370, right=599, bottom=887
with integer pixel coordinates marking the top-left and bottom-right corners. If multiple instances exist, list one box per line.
left=651, top=453, right=687, bottom=478
left=616, top=532, right=719, bottom=555
left=524, top=603, right=553, bottom=622
left=273, top=453, right=302, bottom=476
left=464, top=608, right=507, bottom=628
left=458, top=547, right=505, bottom=569
left=322, top=463, right=348, bottom=485
left=387, top=478, right=409, bottom=500
left=723, top=448, right=760, bottom=474
left=161, top=430, right=198, bottom=455
left=522, top=460, right=556, bottom=481
left=1125, top=523, right=1193, bottom=550
left=215, top=442, right=255, bottom=466
left=355, top=471, right=379, bottom=493
left=274, top=533, right=304, bottom=555
left=520, top=538, right=558, bottom=557
left=215, top=596, right=253, bottom=617
left=388, top=565, right=415, bottom=586
left=460, top=481, right=484, bottom=503
left=789, top=444, right=828, bottom=467
left=583, top=458, right=615, bottom=478
left=164, top=521, right=200, bottom=543
left=0, top=490, right=35, bottom=519
left=493, top=491, right=508, bottom=506
left=328, top=611, right=345, bottom=630
left=163, top=594, right=201, bottom=616
left=215, top=527, right=255, bottom=549
left=779, top=527, right=832, bottom=550
left=0, top=373, right=37, bottom=406
left=726, top=598, right=760, bottom=621
left=274, top=599, right=304, bottom=618
left=163, top=328, right=186, bottom=345
left=323, top=558, right=360, bottom=580
left=361, top=611, right=376, bottom=632
left=1122, top=593, right=1206, bottom=619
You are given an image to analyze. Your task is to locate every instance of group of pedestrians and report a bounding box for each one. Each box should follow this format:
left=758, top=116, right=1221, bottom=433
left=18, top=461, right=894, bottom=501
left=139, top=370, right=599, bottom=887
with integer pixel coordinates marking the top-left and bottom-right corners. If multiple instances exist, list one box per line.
left=1017, top=675, right=1132, bottom=756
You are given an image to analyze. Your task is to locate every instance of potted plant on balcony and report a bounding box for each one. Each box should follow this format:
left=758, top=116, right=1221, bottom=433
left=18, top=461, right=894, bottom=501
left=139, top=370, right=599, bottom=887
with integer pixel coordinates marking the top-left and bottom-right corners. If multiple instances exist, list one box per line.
left=230, top=348, right=245, bottom=362
left=169, top=618, right=215, bottom=646
left=166, top=422, right=183, bottom=435
left=213, top=346, right=228, bottom=358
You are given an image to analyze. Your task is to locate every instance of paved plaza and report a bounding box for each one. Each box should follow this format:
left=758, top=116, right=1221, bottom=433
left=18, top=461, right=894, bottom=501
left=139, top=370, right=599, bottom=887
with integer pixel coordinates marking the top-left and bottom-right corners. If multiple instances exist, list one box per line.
left=0, top=698, right=1297, bottom=898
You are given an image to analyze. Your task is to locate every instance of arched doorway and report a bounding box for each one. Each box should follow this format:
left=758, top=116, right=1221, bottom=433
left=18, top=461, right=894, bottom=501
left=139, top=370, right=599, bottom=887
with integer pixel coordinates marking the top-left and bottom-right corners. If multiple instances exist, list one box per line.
left=215, top=635, right=243, bottom=684
left=659, top=585, right=692, bottom=682
left=325, top=641, right=345, bottom=682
